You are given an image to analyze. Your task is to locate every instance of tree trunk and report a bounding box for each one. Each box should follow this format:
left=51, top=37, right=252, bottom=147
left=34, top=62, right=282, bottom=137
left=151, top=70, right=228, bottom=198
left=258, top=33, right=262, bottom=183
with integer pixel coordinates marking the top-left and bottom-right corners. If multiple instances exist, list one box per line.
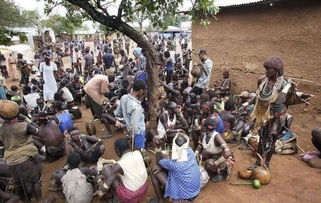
left=65, top=0, right=160, bottom=129
left=116, top=21, right=159, bottom=130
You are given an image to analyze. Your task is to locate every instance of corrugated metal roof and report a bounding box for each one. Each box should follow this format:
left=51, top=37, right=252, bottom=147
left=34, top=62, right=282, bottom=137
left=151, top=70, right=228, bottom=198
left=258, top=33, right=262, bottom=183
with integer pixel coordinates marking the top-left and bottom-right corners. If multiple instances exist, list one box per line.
left=215, top=0, right=281, bottom=7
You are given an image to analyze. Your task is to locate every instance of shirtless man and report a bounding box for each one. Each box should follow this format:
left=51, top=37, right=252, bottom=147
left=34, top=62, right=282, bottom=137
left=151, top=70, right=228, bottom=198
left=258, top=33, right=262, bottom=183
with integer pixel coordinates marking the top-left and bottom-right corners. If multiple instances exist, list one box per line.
left=33, top=112, right=65, bottom=161
left=64, top=127, right=105, bottom=164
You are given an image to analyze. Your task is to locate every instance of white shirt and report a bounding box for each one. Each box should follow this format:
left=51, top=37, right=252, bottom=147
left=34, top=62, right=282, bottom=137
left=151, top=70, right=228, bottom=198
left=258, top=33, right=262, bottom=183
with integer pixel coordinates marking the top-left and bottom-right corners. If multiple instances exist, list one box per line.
left=24, top=93, right=40, bottom=109
left=61, top=87, right=74, bottom=102
left=195, top=58, right=213, bottom=89
left=117, top=151, right=148, bottom=191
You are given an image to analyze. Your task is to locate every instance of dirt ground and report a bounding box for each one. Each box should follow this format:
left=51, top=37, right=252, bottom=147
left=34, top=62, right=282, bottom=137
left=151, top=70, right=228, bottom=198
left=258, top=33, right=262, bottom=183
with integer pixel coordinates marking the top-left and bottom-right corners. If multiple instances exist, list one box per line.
left=3, top=33, right=321, bottom=202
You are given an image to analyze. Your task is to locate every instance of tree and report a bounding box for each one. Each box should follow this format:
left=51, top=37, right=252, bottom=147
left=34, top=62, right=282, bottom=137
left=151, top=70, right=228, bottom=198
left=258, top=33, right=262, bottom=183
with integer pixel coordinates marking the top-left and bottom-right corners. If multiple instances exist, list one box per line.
left=41, top=14, right=83, bottom=36
left=0, top=0, right=40, bottom=45
left=44, top=0, right=219, bottom=128
left=163, top=14, right=191, bottom=27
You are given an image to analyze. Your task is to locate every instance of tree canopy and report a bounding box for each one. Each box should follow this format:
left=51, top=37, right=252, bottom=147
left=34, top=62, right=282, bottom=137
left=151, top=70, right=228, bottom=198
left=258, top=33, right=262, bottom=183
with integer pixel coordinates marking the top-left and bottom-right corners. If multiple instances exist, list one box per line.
left=0, top=0, right=40, bottom=45
left=41, top=14, right=83, bottom=35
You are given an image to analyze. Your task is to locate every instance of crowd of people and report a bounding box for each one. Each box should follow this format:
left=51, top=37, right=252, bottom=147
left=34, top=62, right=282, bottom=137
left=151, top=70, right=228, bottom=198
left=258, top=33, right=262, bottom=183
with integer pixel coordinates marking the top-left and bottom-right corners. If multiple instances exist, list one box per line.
left=0, top=32, right=315, bottom=203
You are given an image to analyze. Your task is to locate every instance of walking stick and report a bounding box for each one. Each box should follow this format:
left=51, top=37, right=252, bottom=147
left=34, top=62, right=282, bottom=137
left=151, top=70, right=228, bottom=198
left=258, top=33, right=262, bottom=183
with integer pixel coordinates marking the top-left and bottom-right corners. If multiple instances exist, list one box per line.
left=131, top=124, right=135, bottom=151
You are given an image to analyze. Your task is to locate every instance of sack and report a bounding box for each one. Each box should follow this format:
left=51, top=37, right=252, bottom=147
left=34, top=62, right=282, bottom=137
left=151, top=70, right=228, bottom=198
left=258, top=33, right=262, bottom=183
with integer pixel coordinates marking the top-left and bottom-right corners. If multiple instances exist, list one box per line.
left=69, top=106, right=82, bottom=120
left=198, top=155, right=209, bottom=188
left=200, top=165, right=209, bottom=188
left=86, top=119, right=96, bottom=135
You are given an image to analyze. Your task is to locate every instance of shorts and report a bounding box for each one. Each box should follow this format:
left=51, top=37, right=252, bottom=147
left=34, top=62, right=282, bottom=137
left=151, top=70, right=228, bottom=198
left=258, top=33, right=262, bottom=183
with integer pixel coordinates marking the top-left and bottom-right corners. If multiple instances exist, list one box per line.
left=115, top=181, right=148, bottom=203
left=134, top=132, right=146, bottom=149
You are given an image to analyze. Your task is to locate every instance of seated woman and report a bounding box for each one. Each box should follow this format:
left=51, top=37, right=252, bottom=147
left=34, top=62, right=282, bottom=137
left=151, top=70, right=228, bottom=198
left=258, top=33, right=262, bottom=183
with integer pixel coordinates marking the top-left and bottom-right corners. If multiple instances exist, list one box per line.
left=216, top=71, right=231, bottom=97
left=219, top=100, right=236, bottom=142
left=50, top=101, right=73, bottom=134
left=155, top=101, right=188, bottom=146
left=196, top=118, right=234, bottom=182
left=64, top=127, right=105, bottom=164
left=151, top=133, right=201, bottom=203
left=98, top=138, right=148, bottom=202
left=33, top=112, right=65, bottom=161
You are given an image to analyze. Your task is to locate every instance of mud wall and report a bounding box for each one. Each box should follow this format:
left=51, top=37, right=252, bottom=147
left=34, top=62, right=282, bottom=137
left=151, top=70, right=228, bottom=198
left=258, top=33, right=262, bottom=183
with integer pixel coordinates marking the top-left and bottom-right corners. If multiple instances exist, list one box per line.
left=192, top=0, right=321, bottom=112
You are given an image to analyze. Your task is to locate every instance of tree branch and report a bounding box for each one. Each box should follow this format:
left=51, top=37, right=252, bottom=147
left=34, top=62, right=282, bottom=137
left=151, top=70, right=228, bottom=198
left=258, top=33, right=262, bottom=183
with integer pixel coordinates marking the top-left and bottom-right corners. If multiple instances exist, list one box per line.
left=121, top=1, right=155, bottom=17
left=94, top=0, right=111, bottom=17
left=117, top=0, right=126, bottom=19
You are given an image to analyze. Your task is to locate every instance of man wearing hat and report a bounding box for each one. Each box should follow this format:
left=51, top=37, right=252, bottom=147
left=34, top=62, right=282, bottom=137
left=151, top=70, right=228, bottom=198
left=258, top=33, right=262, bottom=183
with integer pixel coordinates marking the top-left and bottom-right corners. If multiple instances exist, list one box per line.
left=0, top=100, right=42, bottom=202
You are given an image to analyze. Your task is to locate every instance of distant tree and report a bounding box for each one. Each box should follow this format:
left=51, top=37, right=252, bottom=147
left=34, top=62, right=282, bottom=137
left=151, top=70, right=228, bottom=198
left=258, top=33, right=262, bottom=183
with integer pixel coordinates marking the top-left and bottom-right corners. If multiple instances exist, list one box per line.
left=41, top=14, right=83, bottom=36
left=0, top=0, right=40, bottom=45
left=44, top=0, right=219, bottom=128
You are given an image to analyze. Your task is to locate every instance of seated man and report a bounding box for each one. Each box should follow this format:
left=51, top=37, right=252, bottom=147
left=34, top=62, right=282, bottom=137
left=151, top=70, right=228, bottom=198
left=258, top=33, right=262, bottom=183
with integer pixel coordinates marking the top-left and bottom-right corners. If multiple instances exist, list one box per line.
left=151, top=133, right=201, bottom=203
left=196, top=118, right=234, bottom=182
left=156, top=101, right=188, bottom=145
left=33, top=112, right=65, bottom=161
left=32, top=97, right=50, bottom=117
left=64, top=127, right=105, bottom=164
left=101, top=88, right=127, bottom=138
left=50, top=101, right=73, bottom=134
left=22, top=86, right=40, bottom=110
left=61, top=153, right=94, bottom=203
left=99, top=138, right=148, bottom=202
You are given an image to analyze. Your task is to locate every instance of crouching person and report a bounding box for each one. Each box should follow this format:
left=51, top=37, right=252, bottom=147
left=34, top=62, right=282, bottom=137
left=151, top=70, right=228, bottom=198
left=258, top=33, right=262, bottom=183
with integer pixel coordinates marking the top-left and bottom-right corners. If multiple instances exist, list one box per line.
left=64, top=127, right=105, bottom=164
left=151, top=133, right=201, bottom=203
left=196, top=118, right=235, bottom=182
left=99, top=138, right=148, bottom=203
left=61, top=153, right=94, bottom=203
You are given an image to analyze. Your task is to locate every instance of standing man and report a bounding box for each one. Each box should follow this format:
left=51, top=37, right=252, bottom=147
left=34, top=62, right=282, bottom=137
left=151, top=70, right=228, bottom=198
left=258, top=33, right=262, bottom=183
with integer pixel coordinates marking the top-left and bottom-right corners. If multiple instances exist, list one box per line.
left=115, top=80, right=146, bottom=150
left=192, top=50, right=213, bottom=95
left=0, top=100, right=42, bottom=202
left=102, top=49, right=117, bottom=71
left=16, top=53, right=30, bottom=87
left=39, top=56, right=58, bottom=102
left=84, top=74, right=110, bottom=138
left=0, top=52, right=8, bottom=79
left=8, top=54, right=18, bottom=81
left=83, top=47, right=94, bottom=73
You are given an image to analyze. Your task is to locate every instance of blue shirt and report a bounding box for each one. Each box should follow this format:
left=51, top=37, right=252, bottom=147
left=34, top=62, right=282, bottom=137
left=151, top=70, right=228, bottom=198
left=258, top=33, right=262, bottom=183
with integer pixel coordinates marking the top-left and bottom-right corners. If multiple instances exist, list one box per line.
left=56, top=110, right=73, bottom=133
left=159, top=147, right=201, bottom=200
left=135, top=71, right=148, bottom=83
left=165, top=59, right=174, bottom=71
left=216, top=115, right=224, bottom=134
left=102, top=53, right=114, bottom=67
left=115, top=94, right=145, bottom=134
